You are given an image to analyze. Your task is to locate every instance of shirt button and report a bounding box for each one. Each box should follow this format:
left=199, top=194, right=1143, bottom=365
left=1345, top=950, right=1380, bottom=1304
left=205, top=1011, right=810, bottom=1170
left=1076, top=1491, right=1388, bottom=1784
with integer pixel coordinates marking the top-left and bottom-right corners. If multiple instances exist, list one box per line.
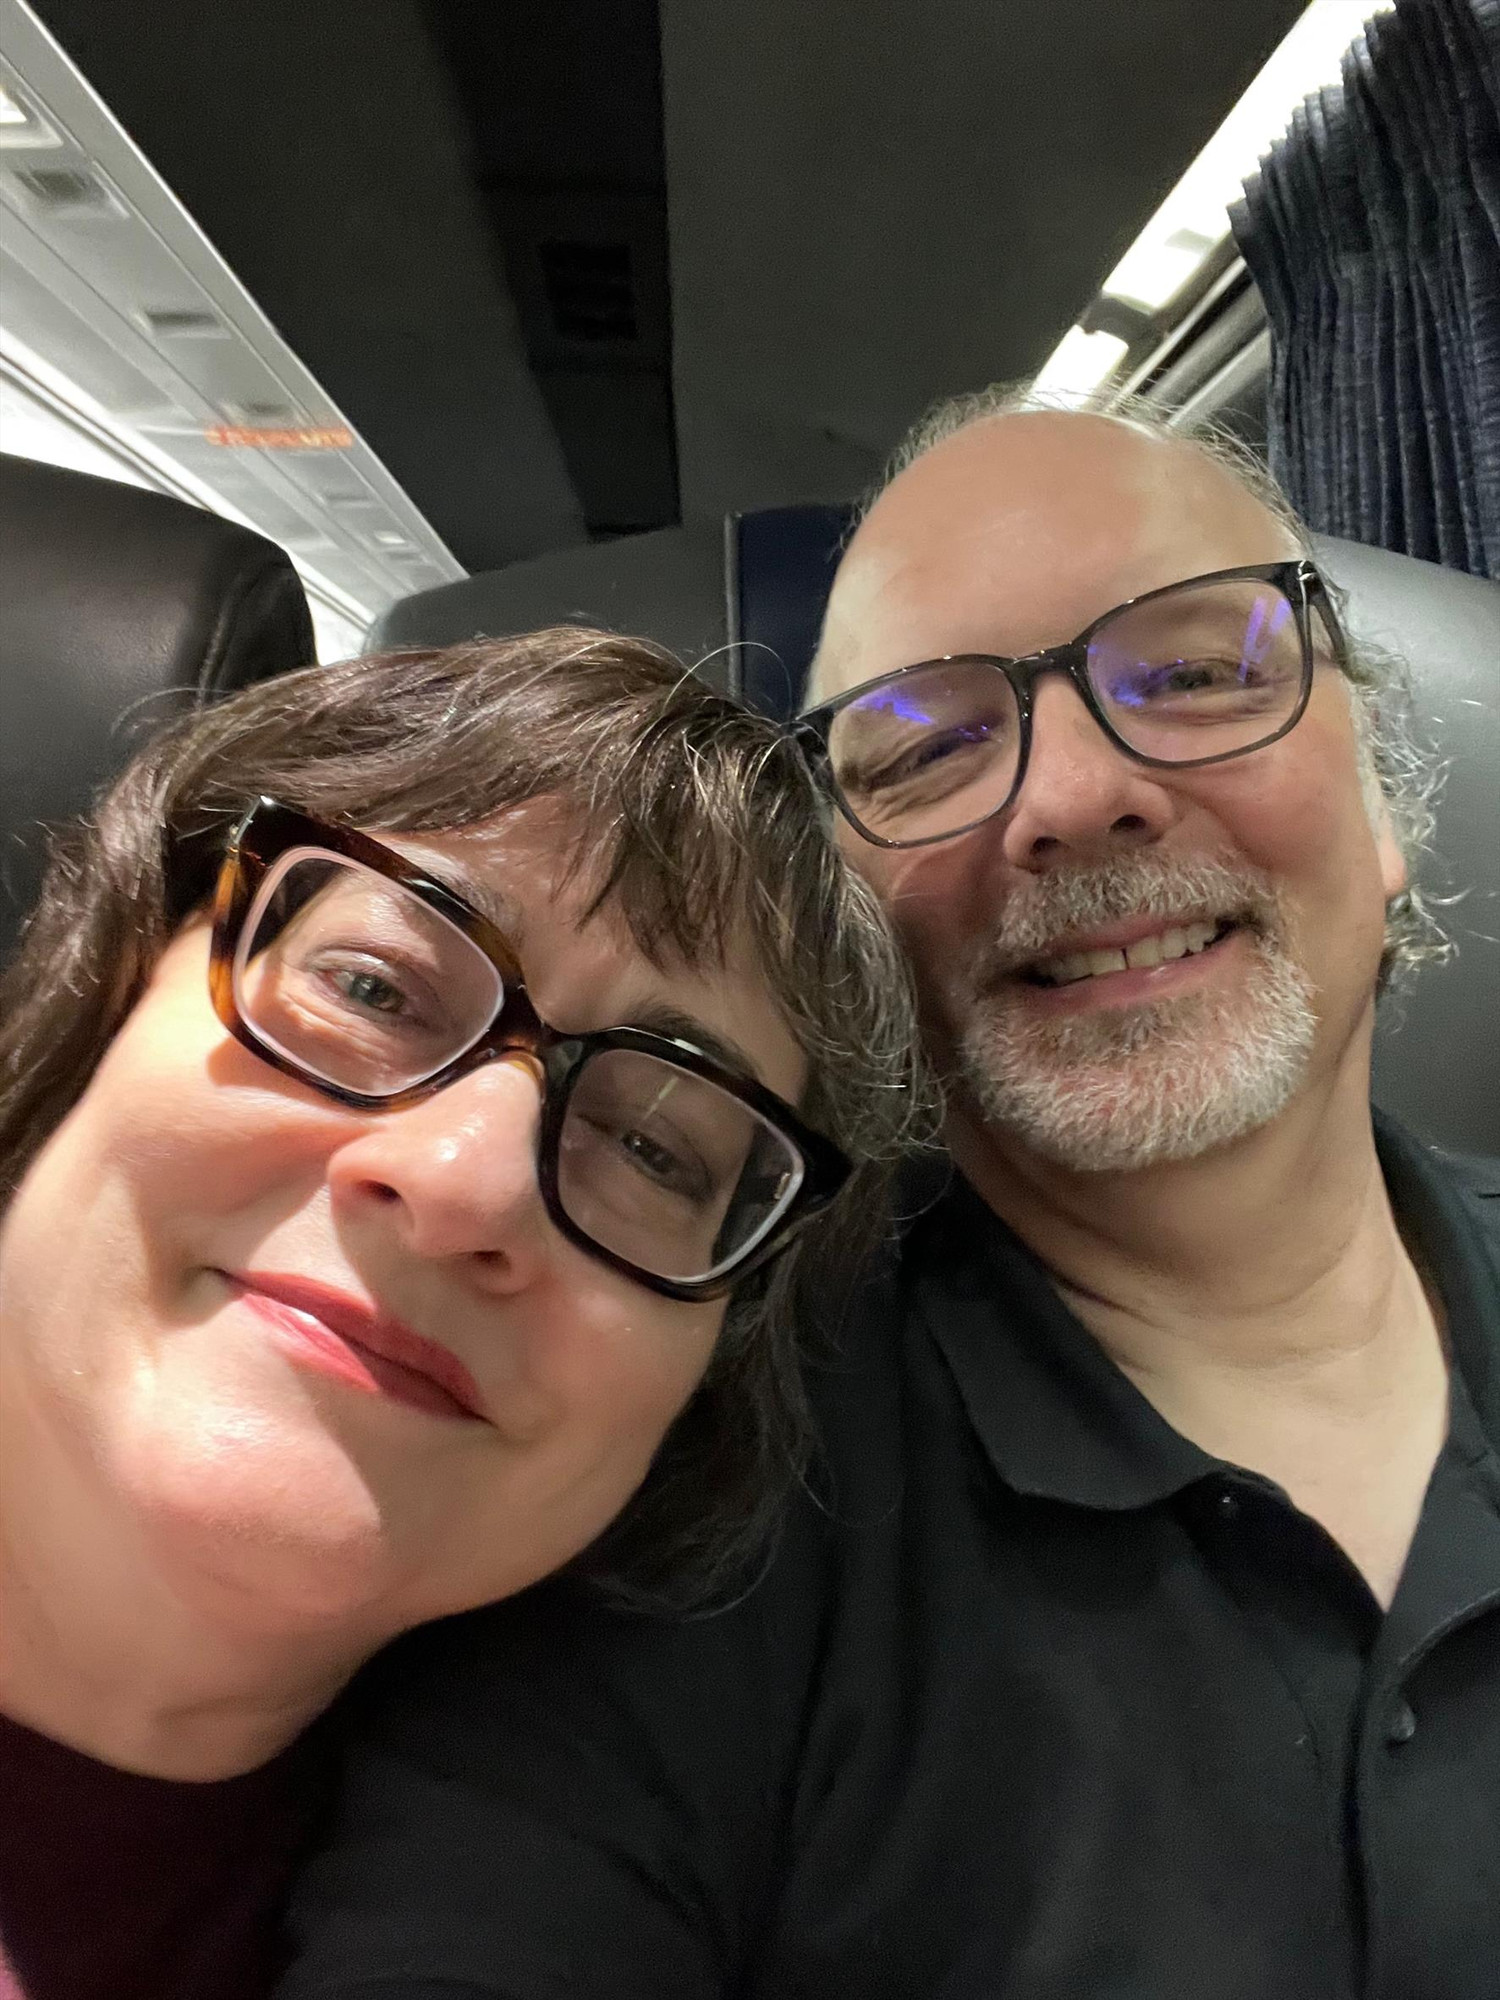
left=1387, top=1699, right=1417, bottom=1746
left=1215, top=1487, right=1241, bottom=1520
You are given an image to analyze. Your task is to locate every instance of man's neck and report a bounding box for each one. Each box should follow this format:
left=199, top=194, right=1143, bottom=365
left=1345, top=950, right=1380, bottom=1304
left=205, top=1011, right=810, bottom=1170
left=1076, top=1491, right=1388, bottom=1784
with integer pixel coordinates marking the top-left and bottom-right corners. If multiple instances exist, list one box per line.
left=947, top=1065, right=1449, bottom=1606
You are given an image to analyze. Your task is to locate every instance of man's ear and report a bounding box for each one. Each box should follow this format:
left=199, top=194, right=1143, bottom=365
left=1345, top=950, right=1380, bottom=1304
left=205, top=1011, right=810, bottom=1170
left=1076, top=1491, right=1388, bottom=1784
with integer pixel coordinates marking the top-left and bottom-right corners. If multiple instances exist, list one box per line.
left=1373, top=794, right=1408, bottom=904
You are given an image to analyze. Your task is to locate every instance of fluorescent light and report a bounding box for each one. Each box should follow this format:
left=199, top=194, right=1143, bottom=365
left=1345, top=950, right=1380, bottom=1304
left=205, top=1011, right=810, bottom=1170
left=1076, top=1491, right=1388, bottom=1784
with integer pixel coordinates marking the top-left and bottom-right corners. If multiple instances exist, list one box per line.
left=0, top=76, right=58, bottom=146
left=1105, top=0, right=1397, bottom=312
left=1030, top=326, right=1129, bottom=402
left=1106, top=232, right=1216, bottom=319
left=1031, top=0, right=1399, bottom=395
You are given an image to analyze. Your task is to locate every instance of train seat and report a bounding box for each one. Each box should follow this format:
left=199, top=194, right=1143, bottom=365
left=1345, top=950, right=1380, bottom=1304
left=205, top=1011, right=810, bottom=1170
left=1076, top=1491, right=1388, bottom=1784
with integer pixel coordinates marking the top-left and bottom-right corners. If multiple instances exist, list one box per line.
left=0, top=453, right=315, bottom=962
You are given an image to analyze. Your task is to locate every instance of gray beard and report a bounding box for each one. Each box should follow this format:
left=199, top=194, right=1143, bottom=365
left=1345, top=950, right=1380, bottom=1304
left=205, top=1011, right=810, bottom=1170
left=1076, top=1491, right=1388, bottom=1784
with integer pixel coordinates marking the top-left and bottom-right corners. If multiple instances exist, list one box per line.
left=952, top=855, right=1318, bottom=1174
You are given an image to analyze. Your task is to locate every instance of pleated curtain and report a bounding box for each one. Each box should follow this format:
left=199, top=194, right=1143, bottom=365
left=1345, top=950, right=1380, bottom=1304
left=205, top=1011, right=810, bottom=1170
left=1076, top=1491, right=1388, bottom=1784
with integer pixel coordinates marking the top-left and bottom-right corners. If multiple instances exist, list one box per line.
left=1230, top=0, right=1500, bottom=577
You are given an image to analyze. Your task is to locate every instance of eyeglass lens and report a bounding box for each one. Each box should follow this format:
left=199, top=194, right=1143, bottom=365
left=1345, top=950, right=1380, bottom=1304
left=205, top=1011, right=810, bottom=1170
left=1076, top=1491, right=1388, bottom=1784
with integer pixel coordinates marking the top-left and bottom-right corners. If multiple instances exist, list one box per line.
left=558, top=1049, right=803, bottom=1284
left=233, top=851, right=804, bottom=1284
left=825, top=576, right=1304, bottom=845
left=1085, top=575, right=1303, bottom=762
left=826, top=662, right=1022, bottom=845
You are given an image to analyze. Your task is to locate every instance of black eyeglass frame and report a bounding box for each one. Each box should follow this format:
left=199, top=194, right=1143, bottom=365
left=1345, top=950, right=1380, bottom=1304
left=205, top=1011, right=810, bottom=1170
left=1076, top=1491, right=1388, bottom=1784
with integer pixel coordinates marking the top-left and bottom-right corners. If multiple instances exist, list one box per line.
left=797, top=560, right=1348, bottom=851
left=205, top=798, right=850, bottom=1301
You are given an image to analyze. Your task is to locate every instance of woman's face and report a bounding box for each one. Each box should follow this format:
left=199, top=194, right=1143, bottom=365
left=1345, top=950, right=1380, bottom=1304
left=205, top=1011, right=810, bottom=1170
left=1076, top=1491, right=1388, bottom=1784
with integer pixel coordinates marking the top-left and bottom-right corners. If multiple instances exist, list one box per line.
left=0, top=801, right=804, bottom=1641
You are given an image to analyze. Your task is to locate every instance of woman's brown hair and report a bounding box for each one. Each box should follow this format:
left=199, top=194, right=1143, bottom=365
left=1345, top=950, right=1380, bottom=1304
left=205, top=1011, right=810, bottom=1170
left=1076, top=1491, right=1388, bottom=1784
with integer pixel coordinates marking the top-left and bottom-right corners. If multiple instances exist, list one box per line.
left=0, top=627, right=927, bottom=1613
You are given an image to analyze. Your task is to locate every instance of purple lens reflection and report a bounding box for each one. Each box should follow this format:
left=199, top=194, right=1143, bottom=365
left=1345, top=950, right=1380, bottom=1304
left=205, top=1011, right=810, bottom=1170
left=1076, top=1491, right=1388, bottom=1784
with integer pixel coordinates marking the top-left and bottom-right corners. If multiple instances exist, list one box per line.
left=852, top=684, right=941, bottom=727
left=1239, top=589, right=1292, bottom=666
left=1088, top=579, right=1304, bottom=757
left=826, top=657, right=1022, bottom=842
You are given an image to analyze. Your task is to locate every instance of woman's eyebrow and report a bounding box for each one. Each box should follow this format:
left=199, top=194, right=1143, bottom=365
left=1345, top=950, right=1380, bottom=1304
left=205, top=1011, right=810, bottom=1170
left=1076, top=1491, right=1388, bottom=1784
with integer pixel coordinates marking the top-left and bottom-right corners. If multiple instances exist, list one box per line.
left=396, top=846, right=527, bottom=943
left=629, top=1000, right=764, bottom=1086
left=391, top=844, right=766, bottom=1085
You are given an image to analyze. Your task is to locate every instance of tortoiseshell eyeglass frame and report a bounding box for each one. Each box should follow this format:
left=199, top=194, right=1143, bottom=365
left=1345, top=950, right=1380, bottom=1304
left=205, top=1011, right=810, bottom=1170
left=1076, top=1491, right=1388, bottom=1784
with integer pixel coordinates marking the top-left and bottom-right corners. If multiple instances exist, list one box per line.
left=202, top=797, right=850, bottom=1301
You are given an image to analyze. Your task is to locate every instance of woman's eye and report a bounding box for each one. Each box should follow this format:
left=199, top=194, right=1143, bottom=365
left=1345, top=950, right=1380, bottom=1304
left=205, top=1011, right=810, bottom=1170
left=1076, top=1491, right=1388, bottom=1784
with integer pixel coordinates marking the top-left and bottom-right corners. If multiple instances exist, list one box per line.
left=591, top=1117, right=711, bottom=1203
left=331, top=966, right=410, bottom=1015
left=301, top=953, right=441, bottom=1033
left=1175, top=659, right=1239, bottom=689
left=620, top=1128, right=685, bottom=1180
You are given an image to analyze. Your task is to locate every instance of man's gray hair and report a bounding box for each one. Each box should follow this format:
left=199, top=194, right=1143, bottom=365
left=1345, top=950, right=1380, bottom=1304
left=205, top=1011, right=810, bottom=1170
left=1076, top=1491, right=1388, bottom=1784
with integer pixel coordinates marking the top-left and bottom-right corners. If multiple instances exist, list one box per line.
left=844, top=379, right=1449, bottom=991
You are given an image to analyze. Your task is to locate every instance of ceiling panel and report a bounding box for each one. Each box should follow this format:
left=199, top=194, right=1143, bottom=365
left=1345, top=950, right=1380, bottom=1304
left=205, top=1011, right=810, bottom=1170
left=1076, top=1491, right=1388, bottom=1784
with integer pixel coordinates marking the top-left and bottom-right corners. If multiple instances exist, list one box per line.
left=29, top=0, right=587, bottom=572
left=660, top=0, right=1306, bottom=518
left=25, top=0, right=1311, bottom=568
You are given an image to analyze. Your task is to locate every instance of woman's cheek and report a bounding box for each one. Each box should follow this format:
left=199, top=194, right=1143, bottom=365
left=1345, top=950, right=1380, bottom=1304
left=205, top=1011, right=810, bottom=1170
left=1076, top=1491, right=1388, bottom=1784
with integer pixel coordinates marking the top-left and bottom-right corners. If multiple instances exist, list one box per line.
left=548, top=1286, right=724, bottom=1427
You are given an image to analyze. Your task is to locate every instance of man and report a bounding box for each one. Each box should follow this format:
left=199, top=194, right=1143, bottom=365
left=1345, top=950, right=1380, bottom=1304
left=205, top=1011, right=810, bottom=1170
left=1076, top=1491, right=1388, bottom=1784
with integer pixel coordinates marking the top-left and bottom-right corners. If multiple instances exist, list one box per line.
left=281, top=397, right=1500, bottom=2000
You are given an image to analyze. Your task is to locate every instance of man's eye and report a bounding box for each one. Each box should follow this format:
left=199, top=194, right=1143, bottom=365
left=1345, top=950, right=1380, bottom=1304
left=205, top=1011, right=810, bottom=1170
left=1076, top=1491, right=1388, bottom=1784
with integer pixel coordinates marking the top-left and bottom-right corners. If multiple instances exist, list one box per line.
left=865, top=722, right=996, bottom=790
left=1109, top=658, right=1252, bottom=705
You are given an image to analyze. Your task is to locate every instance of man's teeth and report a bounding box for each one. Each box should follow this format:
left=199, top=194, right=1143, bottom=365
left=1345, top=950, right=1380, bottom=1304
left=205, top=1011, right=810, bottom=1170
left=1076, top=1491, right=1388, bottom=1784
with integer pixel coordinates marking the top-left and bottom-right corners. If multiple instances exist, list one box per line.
left=1032, top=920, right=1222, bottom=987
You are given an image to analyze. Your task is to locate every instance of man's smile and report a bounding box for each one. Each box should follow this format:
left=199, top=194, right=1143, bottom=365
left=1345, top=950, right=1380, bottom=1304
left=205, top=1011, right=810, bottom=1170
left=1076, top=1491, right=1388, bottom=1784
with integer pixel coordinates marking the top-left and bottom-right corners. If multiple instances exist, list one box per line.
left=997, top=917, right=1252, bottom=1016
left=1021, top=915, right=1245, bottom=990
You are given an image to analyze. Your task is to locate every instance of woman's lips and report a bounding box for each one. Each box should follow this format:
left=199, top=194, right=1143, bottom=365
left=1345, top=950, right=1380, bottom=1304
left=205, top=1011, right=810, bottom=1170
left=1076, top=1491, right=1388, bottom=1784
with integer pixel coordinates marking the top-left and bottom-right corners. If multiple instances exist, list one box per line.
left=228, top=1272, right=488, bottom=1422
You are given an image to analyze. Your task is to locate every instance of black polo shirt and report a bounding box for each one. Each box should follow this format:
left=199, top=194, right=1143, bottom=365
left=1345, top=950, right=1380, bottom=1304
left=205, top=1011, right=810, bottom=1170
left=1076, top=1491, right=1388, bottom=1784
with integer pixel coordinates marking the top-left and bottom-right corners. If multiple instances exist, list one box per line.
left=282, top=1118, right=1500, bottom=2000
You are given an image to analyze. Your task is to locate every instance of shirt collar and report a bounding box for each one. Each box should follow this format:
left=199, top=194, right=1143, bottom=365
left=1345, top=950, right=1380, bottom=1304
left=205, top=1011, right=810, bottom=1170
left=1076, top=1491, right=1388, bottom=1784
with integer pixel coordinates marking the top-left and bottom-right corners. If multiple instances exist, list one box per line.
left=1373, top=1109, right=1500, bottom=1447
left=908, top=1115, right=1500, bottom=1513
left=908, top=1179, right=1213, bottom=1510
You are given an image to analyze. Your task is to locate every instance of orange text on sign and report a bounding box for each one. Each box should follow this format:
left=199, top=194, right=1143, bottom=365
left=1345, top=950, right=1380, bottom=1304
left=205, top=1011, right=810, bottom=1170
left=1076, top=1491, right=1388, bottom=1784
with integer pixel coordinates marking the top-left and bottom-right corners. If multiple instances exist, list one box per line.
left=204, top=424, right=354, bottom=450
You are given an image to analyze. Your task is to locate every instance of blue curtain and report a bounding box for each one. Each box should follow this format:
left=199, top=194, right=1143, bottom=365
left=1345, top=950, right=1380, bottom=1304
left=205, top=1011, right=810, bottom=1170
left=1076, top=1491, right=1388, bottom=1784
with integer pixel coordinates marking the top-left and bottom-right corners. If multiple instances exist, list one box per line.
left=1231, top=0, right=1500, bottom=577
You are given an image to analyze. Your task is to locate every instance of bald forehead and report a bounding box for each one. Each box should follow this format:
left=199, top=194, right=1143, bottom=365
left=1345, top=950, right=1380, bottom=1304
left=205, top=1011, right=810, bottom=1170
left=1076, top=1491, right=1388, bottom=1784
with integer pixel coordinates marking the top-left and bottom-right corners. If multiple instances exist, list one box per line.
left=813, top=412, right=1300, bottom=700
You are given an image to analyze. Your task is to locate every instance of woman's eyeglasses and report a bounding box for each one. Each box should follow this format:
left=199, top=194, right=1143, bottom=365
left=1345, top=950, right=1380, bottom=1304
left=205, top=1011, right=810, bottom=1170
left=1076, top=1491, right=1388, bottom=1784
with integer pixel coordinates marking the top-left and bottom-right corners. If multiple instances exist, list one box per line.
left=798, top=561, right=1348, bottom=850
left=206, top=800, right=849, bottom=1301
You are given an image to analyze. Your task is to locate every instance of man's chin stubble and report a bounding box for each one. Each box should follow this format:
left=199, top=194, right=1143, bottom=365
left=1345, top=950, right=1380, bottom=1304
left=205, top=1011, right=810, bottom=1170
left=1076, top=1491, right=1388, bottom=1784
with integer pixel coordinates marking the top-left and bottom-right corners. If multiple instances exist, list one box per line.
left=956, top=944, right=1318, bottom=1174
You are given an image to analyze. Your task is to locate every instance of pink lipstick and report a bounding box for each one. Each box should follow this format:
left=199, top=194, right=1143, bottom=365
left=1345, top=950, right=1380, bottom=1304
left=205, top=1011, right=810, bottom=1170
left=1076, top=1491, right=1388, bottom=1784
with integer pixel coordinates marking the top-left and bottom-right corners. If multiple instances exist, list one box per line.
left=229, top=1272, right=487, bottom=1422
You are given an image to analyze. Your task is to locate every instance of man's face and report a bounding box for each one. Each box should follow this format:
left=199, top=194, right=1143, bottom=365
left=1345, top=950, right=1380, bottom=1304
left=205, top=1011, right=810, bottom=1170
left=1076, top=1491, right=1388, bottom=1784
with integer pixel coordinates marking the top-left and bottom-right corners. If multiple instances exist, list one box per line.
left=816, top=414, right=1406, bottom=1173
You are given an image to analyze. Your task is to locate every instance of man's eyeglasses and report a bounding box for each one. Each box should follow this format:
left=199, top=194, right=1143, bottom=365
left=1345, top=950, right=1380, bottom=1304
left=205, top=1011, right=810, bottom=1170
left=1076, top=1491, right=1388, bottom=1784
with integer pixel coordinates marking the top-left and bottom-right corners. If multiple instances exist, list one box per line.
left=206, top=800, right=849, bottom=1301
left=798, top=561, right=1347, bottom=850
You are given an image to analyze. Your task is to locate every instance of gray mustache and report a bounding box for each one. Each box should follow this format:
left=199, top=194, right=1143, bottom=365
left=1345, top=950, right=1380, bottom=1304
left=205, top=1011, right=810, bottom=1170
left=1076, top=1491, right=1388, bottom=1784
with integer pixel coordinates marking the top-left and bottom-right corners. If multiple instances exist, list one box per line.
left=969, top=856, right=1287, bottom=982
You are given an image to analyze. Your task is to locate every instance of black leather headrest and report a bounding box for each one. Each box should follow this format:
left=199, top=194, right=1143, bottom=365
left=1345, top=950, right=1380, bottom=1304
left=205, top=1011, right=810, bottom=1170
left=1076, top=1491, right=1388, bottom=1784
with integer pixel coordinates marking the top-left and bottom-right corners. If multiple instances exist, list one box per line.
left=368, top=521, right=732, bottom=687
left=1310, top=536, right=1500, bottom=1156
left=0, top=453, right=315, bottom=958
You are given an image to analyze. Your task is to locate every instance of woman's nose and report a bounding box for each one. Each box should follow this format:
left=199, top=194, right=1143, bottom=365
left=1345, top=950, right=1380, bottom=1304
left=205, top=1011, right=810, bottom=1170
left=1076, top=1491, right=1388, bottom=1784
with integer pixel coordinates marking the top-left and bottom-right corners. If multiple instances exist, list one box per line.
left=998, top=674, right=1179, bottom=869
left=327, top=1054, right=550, bottom=1287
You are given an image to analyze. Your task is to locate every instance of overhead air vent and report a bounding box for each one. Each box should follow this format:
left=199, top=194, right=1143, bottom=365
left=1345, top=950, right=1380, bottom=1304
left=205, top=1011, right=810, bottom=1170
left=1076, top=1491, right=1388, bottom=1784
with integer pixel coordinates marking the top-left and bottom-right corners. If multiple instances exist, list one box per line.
left=225, top=399, right=298, bottom=424
left=141, top=307, right=229, bottom=340
left=12, top=165, right=118, bottom=215
left=538, top=240, right=638, bottom=345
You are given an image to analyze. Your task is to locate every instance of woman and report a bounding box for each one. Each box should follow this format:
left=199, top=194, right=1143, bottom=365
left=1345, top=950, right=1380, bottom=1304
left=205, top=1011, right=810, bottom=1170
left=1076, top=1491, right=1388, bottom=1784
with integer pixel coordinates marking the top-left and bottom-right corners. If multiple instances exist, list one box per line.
left=0, top=628, right=922, bottom=2000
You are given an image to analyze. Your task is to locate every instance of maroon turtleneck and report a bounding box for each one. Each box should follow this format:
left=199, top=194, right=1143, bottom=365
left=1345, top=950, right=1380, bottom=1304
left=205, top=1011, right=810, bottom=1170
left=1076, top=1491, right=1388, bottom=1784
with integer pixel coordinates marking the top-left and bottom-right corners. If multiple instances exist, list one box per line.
left=0, top=1707, right=331, bottom=2000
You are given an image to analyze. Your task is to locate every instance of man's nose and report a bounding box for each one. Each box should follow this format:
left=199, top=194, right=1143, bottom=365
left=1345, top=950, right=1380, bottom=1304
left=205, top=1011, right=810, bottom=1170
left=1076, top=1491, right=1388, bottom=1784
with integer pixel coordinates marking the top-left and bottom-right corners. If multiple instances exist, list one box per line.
left=997, top=673, right=1179, bottom=870
left=327, top=1054, right=550, bottom=1288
